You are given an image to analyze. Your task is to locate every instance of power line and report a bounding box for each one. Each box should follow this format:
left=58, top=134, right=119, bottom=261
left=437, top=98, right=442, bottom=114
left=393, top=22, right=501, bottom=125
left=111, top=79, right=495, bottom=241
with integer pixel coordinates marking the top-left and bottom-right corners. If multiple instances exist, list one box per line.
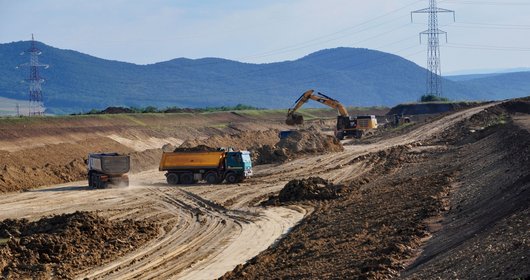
left=412, top=0, right=455, bottom=97
left=446, top=43, right=530, bottom=51
left=442, top=0, right=530, bottom=6
left=237, top=0, right=423, bottom=61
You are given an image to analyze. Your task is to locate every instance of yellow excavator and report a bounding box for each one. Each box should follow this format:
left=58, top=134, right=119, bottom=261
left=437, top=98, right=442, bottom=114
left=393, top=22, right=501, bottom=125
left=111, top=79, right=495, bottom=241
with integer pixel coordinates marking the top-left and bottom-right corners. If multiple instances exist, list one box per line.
left=285, top=89, right=378, bottom=139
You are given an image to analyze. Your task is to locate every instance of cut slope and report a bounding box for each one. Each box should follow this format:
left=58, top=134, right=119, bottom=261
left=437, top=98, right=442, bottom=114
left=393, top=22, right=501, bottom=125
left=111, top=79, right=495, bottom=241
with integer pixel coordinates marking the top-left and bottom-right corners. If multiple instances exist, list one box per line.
left=221, top=100, right=530, bottom=279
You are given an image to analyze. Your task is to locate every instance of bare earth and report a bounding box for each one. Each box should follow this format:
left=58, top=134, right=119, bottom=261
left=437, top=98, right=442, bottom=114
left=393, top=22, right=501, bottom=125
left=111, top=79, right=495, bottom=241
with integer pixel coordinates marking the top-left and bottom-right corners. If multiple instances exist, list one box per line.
left=1, top=100, right=529, bottom=279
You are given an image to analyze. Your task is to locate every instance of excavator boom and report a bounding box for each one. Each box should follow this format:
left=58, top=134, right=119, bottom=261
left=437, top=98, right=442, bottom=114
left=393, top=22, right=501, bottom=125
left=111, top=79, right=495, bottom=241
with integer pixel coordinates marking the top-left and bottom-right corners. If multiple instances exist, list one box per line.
left=285, top=89, right=349, bottom=125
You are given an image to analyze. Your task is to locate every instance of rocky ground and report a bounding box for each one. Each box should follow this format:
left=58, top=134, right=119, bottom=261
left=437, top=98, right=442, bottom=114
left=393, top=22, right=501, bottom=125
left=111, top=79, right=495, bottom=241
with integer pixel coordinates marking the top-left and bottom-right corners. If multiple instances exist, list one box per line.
left=0, top=212, right=158, bottom=279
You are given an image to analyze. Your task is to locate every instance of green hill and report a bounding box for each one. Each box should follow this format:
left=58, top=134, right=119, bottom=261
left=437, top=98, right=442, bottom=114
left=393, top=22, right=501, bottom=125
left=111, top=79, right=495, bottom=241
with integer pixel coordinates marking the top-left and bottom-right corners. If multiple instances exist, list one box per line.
left=0, top=41, right=527, bottom=114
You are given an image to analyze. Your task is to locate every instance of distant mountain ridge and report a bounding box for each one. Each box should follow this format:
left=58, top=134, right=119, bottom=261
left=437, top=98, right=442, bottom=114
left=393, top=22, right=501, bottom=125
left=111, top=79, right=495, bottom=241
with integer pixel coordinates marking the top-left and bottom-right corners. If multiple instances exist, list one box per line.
left=0, top=41, right=529, bottom=114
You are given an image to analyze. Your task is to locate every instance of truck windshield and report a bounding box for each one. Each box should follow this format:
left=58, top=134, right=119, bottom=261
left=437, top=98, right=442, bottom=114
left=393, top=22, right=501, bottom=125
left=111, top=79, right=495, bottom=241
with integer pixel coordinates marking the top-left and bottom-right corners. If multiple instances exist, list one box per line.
left=242, top=154, right=251, bottom=163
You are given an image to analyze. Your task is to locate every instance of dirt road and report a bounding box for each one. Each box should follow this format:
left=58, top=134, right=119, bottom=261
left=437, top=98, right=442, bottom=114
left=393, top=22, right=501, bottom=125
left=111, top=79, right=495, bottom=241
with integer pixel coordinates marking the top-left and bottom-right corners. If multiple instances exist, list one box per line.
left=0, top=102, right=502, bottom=279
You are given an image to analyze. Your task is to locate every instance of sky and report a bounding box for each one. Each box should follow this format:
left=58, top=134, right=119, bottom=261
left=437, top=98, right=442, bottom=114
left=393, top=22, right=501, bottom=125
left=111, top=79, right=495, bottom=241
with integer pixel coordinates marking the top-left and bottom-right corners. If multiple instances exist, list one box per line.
left=1, top=0, right=529, bottom=74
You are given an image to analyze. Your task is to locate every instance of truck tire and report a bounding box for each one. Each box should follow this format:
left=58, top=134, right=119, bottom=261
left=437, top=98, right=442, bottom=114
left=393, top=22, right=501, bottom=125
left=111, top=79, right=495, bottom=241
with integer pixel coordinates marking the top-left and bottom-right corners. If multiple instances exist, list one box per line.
left=180, top=173, right=194, bottom=185
left=166, top=173, right=179, bottom=185
left=88, top=171, right=93, bottom=188
left=226, top=173, right=238, bottom=184
left=205, top=172, right=218, bottom=184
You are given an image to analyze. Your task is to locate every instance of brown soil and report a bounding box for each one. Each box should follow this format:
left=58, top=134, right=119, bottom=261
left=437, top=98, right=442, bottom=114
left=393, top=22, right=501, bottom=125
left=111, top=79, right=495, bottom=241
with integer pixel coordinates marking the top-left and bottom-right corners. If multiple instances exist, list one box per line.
left=173, top=145, right=219, bottom=152
left=0, top=211, right=158, bottom=279
left=179, top=129, right=281, bottom=151
left=251, top=129, right=344, bottom=164
left=278, top=177, right=346, bottom=202
left=387, top=102, right=480, bottom=116
left=0, top=100, right=528, bottom=279
left=222, top=145, right=456, bottom=280
left=221, top=101, right=530, bottom=280
left=0, top=141, right=163, bottom=193
left=0, top=112, right=293, bottom=193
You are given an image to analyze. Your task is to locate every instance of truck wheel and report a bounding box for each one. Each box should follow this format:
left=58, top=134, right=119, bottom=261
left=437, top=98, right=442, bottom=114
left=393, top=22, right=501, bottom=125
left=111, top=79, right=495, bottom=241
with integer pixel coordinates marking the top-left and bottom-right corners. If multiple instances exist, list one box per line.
left=180, top=173, right=193, bottom=185
left=355, top=130, right=363, bottom=139
left=166, top=173, right=179, bottom=185
left=93, top=174, right=101, bottom=189
left=226, top=173, right=238, bottom=184
left=205, top=173, right=218, bottom=184
left=88, top=171, right=93, bottom=188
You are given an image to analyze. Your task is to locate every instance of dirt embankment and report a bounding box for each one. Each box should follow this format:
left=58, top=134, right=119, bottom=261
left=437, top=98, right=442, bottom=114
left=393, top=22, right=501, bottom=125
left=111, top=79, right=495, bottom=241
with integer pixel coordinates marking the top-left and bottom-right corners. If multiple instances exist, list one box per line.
left=221, top=99, right=530, bottom=280
left=0, top=211, right=159, bottom=279
left=222, top=144, right=456, bottom=279
left=250, top=129, right=344, bottom=164
left=387, top=101, right=480, bottom=116
left=0, top=140, right=163, bottom=193
left=0, top=112, right=290, bottom=193
left=179, top=129, right=281, bottom=151
left=176, top=128, right=343, bottom=165
left=402, top=99, right=530, bottom=279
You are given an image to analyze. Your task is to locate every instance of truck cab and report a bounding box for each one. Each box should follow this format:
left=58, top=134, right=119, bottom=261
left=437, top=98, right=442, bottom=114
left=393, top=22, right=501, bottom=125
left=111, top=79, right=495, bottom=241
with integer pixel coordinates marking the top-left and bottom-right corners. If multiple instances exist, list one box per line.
left=225, top=151, right=253, bottom=182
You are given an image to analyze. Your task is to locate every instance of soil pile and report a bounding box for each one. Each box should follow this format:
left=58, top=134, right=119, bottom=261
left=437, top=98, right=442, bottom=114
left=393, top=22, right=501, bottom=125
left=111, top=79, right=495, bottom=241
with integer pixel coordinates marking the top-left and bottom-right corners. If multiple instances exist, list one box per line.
left=0, top=211, right=158, bottom=279
left=173, top=145, right=219, bottom=152
left=252, top=130, right=343, bottom=164
left=179, top=130, right=280, bottom=151
left=278, top=177, right=346, bottom=202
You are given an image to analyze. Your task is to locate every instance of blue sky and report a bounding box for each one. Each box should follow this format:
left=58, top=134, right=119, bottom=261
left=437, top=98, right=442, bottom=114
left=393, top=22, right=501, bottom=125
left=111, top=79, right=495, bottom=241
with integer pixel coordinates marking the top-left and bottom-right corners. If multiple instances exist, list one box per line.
left=1, top=0, right=529, bottom=74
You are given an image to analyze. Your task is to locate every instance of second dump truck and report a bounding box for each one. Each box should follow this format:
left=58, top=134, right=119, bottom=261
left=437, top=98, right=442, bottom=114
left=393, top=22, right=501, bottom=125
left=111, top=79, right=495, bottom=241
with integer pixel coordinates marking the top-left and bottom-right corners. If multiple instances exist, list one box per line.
left=88, top=153, right=130, bottom=188
left=159, top=149, right=253, bottom=185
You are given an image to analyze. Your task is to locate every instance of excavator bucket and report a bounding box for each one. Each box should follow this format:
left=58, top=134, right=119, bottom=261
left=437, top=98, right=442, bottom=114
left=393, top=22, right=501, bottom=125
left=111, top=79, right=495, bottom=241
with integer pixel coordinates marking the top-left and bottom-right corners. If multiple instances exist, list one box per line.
left=286, top=113, right=304, bottom=125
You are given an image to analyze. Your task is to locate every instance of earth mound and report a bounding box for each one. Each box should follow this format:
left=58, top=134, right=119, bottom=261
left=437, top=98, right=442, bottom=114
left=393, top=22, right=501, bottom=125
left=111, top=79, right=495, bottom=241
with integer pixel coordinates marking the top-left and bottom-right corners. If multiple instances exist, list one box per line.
left=387, top=102, right=478, bottom=116
left=173, top=145, right=219, bottom=152
left=279, top=177, right=346, bottom=202
left=179, top=130, right=280, bottom=151
left=500, top=97, right=530, bottom=114
left=0, top=211, right=158, bottom=279
left=252, top=130, right=343, bottom=164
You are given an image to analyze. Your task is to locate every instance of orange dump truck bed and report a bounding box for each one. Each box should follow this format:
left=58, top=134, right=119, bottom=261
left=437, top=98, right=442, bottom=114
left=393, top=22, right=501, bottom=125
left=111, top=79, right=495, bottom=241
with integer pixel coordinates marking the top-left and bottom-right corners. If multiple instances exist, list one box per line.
left=159, top=151, right=225, bottom=171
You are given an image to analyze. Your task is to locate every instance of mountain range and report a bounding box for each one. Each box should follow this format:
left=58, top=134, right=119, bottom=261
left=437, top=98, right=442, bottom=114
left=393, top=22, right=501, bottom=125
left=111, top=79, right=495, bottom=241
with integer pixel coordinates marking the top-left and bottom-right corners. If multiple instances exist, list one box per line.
left=0, top=41, right=529, bottom=114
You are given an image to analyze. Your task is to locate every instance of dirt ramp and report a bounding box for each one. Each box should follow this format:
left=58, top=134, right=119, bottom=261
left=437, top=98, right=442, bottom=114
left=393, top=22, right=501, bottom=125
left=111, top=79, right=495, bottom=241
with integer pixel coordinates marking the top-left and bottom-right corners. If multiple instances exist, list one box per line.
left=0, top=211, right=158, bottom=279
left=501, top=96, right=530, bottom=114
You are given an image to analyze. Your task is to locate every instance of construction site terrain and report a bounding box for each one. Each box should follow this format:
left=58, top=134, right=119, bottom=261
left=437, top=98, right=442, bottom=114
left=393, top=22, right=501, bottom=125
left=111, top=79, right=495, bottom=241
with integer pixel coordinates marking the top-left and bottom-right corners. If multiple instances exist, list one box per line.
left=0, top=100, right=529, bottom=279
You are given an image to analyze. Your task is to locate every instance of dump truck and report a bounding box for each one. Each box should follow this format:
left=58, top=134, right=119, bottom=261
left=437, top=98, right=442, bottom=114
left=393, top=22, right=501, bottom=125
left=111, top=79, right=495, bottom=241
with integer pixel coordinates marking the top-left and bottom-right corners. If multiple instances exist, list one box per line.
left=159, top=150, right=253, bottom=185
left=87, top=153, right=130, bottom=188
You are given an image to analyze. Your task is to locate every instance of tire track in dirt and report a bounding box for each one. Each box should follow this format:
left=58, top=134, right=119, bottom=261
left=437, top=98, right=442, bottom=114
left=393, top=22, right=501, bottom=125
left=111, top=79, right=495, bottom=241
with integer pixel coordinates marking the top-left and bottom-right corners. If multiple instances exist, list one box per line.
left=1, top=104, right=501, bottom=279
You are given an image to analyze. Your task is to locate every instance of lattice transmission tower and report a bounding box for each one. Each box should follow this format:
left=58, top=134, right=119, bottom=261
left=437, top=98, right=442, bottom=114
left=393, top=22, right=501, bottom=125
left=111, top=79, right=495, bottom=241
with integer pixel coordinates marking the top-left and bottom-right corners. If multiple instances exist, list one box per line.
left=412, top=0, right=455, bottom=97
left=18, top=34, right=49, bottom=116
